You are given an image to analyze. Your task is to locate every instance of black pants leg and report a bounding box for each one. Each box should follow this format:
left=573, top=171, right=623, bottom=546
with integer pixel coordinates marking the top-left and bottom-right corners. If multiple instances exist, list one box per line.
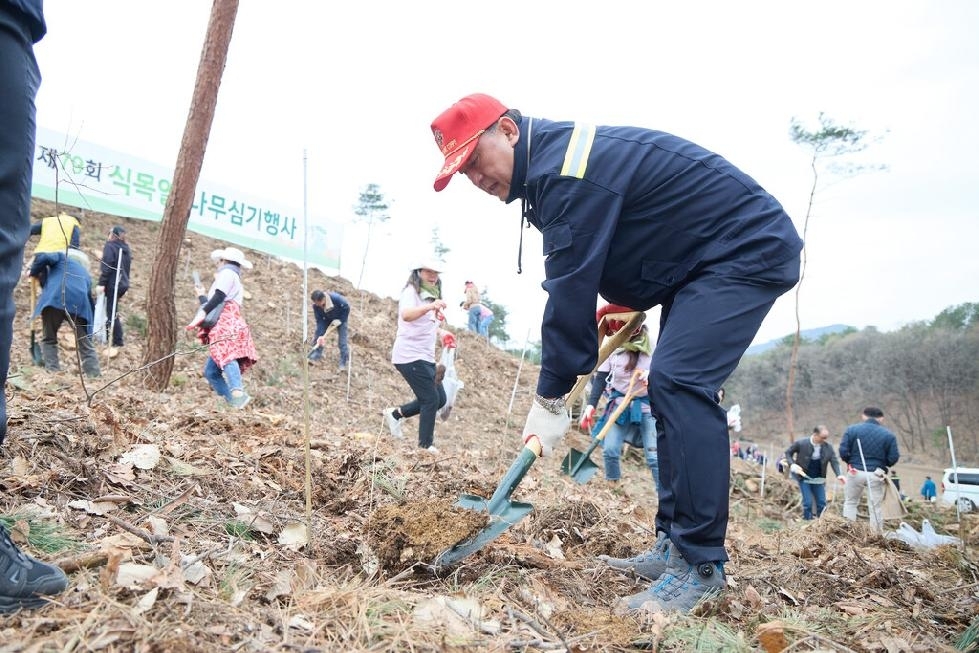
left=394, top=360, right=440, bottom=449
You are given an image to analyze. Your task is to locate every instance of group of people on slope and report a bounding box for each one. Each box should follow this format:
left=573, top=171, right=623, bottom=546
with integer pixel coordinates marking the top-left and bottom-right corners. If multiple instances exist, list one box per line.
left=0, top=46, right=874, bottom=623
left=26, top=212, right=132, bottom=379
left=185, top=244, right=353, bottom=410
left=780, top=406, right=901, bottom=527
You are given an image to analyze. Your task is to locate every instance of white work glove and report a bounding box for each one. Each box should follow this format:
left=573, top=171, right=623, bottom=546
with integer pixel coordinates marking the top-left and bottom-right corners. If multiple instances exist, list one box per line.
left=579, top=405, right=596, bottom=431
left=330, top=319, right=341, bottom=328
left=96, top=285, right=105, bottom=295
left=186, top=308, right=206, bottom=329
left=873, top=468, right=887, bottom=479
left=789, top=463, right=809, bottom=478
left=522, top=396, right=570, bottom=457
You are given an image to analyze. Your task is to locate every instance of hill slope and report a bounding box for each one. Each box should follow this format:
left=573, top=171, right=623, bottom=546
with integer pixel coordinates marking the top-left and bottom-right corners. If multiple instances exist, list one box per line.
left=0, top=199, right=976, bottom=651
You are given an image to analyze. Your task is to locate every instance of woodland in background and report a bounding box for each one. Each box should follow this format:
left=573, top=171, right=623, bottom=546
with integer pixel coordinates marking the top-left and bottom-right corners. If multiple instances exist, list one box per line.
left=727, top=302, right=979, bottom=460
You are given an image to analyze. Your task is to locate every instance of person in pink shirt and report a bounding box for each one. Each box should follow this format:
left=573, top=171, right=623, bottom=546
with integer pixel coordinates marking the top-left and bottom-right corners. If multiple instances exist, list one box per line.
left=384, top=262, right=448, bottom=453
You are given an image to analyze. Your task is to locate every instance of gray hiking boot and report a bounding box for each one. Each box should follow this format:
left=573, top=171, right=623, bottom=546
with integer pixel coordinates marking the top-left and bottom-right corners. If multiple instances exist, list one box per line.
left=618, top=543, right=726, bottom=613
left=0, top=524, right=68, bottom=613
left=598, top=530, right=671, bottom=580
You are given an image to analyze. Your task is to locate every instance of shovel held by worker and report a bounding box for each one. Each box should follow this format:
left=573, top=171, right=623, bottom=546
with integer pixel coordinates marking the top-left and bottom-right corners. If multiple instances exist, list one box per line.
left=564, top=310, right=644, bottom=409
left=562, top=368, right=644, bottom=484
left=29, top=277, right=43, bottom=365
left=307, top=319, right=341, bottom=359
left=433, top=311, right=645, bottom=570
left=433, top=436, right=543, bottom=570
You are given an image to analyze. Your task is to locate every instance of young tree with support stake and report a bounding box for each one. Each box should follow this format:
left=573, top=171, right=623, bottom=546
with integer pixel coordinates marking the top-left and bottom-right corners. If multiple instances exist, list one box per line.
left=784, top=113, right=886, bottom=442
left=353, top=183, right=389, bottom=291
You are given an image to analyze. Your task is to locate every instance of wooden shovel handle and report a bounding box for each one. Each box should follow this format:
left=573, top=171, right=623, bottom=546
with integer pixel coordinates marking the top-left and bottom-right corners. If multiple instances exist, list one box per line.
left=591, top=368, right=644, bottom=445
left=565, top=311, right=645, bottom=407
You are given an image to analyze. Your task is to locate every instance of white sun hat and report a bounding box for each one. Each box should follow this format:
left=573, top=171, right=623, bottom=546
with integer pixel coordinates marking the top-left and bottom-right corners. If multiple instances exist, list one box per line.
left=210, top=247, right=253, bottom=269
left=415, top=261, right=443, bottom=273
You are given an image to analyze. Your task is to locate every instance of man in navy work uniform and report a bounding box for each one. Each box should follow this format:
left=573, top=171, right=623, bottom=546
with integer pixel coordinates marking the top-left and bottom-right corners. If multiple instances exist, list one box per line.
left=430, top=93, right=803, bottom=613
left=308, top=290, right=350, bottom=370
left=839, top=406, right=900, bottom=530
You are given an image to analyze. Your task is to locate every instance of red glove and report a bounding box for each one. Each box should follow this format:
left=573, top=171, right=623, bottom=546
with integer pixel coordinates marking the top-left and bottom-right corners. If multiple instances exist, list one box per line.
left=596, top=303, right=639, bottom=336
left=441, top=331, right=457, bottom=349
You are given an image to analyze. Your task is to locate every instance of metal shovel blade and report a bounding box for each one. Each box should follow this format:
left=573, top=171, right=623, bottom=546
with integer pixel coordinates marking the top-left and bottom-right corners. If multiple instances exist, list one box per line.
left=560, top=368, right=645, bottom=485
left=561, top=445, right=600, bottom=484
left=30, top=332, right=42, bottom=366
left=433, top=495, right=534, bottom=569
left=433, top=444, right=539, bottom=570
left=29, top=279, right=43, bottom=366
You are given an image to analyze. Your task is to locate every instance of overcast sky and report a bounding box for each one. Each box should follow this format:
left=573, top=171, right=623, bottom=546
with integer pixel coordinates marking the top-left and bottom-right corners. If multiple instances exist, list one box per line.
left=33, top=1, right=979, bottom=346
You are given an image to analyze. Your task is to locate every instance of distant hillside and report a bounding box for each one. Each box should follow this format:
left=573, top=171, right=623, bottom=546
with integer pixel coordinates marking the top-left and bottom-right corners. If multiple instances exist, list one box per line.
left=746, top=323, right=854, bottom=355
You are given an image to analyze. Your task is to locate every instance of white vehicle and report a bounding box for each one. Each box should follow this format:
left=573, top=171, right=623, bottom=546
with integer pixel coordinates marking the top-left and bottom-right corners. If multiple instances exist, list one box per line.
left=940, top=467, right=979, bottom=512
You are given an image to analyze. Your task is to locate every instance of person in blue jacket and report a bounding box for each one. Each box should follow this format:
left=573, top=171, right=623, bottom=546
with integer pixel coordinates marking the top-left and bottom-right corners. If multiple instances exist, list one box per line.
left=430, top=93, right=802, bottom=613
left=838, top=406, right=900, bottom=529
left=29, top=249, right=100, bottom=378
left=308, top=289, right=350, bottom=370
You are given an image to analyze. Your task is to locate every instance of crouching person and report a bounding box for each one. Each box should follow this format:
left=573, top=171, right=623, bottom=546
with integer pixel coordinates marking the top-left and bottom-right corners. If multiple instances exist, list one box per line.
left=29, top=249, right=100, bottom=377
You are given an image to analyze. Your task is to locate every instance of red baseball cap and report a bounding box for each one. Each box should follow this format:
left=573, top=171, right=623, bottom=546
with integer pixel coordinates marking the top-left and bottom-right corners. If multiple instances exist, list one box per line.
left=431, top=93, right=508, bottom=192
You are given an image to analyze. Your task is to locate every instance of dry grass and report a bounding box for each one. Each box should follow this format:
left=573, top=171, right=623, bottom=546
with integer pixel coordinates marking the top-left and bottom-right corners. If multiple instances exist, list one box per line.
left=1, top=199, right=977, bottom=651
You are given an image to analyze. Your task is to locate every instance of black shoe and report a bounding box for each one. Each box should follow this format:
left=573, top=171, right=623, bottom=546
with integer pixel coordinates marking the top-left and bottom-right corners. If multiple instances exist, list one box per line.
left=0, top=523, right=68, bottom=613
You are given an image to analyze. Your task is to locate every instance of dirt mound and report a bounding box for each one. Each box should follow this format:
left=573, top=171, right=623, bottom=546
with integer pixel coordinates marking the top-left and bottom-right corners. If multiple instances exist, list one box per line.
left=1, top=199, right=977, bottom=651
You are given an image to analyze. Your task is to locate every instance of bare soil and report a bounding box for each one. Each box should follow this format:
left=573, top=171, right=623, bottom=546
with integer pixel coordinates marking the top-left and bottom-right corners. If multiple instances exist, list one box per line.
left=1, top=199, right=977, bottom=652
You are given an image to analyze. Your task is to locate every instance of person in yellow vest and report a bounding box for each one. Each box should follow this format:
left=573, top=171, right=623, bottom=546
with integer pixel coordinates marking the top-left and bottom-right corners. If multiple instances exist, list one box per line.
left=29, top=212, right=81, bottom=287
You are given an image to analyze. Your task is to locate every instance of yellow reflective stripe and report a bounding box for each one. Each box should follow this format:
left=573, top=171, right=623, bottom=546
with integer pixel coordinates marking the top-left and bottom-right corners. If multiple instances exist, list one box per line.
left=560, top=123, right=596, bottom=178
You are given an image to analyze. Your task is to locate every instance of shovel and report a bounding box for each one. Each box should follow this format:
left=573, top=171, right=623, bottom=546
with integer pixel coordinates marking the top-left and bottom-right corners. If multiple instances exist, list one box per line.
left=562, top=368, right=644, bottom=484
left=306, top=319, right=341, bottom=360
left=433, top=437, right=543, bottom=570
left=29, top=277, right=43, bottom=366
left=433, top=313, right=646, bottom=570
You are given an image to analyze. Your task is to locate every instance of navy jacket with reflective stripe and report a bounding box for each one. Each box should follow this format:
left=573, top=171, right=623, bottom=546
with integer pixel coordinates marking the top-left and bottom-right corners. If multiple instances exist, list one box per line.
left=506, top=116, right=803, bottom=397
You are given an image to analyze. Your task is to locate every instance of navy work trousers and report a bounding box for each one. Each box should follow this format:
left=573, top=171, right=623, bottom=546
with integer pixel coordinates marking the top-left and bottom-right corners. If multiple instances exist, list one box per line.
left=650, top=258, right=799, bottom=565
left=0, top=6, right=41, bottom=444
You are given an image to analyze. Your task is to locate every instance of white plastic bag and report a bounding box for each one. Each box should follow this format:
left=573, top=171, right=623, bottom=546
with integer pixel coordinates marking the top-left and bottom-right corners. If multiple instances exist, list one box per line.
left=727, top=404, right=742, bottom=432
left=885, top=520, right=961, bottom=549
left=93, top=293, right=108, bottom=344
left=438, top=347, right=464, bottom=421
left=885, top=522, right=923, bottom=548
left=920, top=519, right=962, bottom=548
